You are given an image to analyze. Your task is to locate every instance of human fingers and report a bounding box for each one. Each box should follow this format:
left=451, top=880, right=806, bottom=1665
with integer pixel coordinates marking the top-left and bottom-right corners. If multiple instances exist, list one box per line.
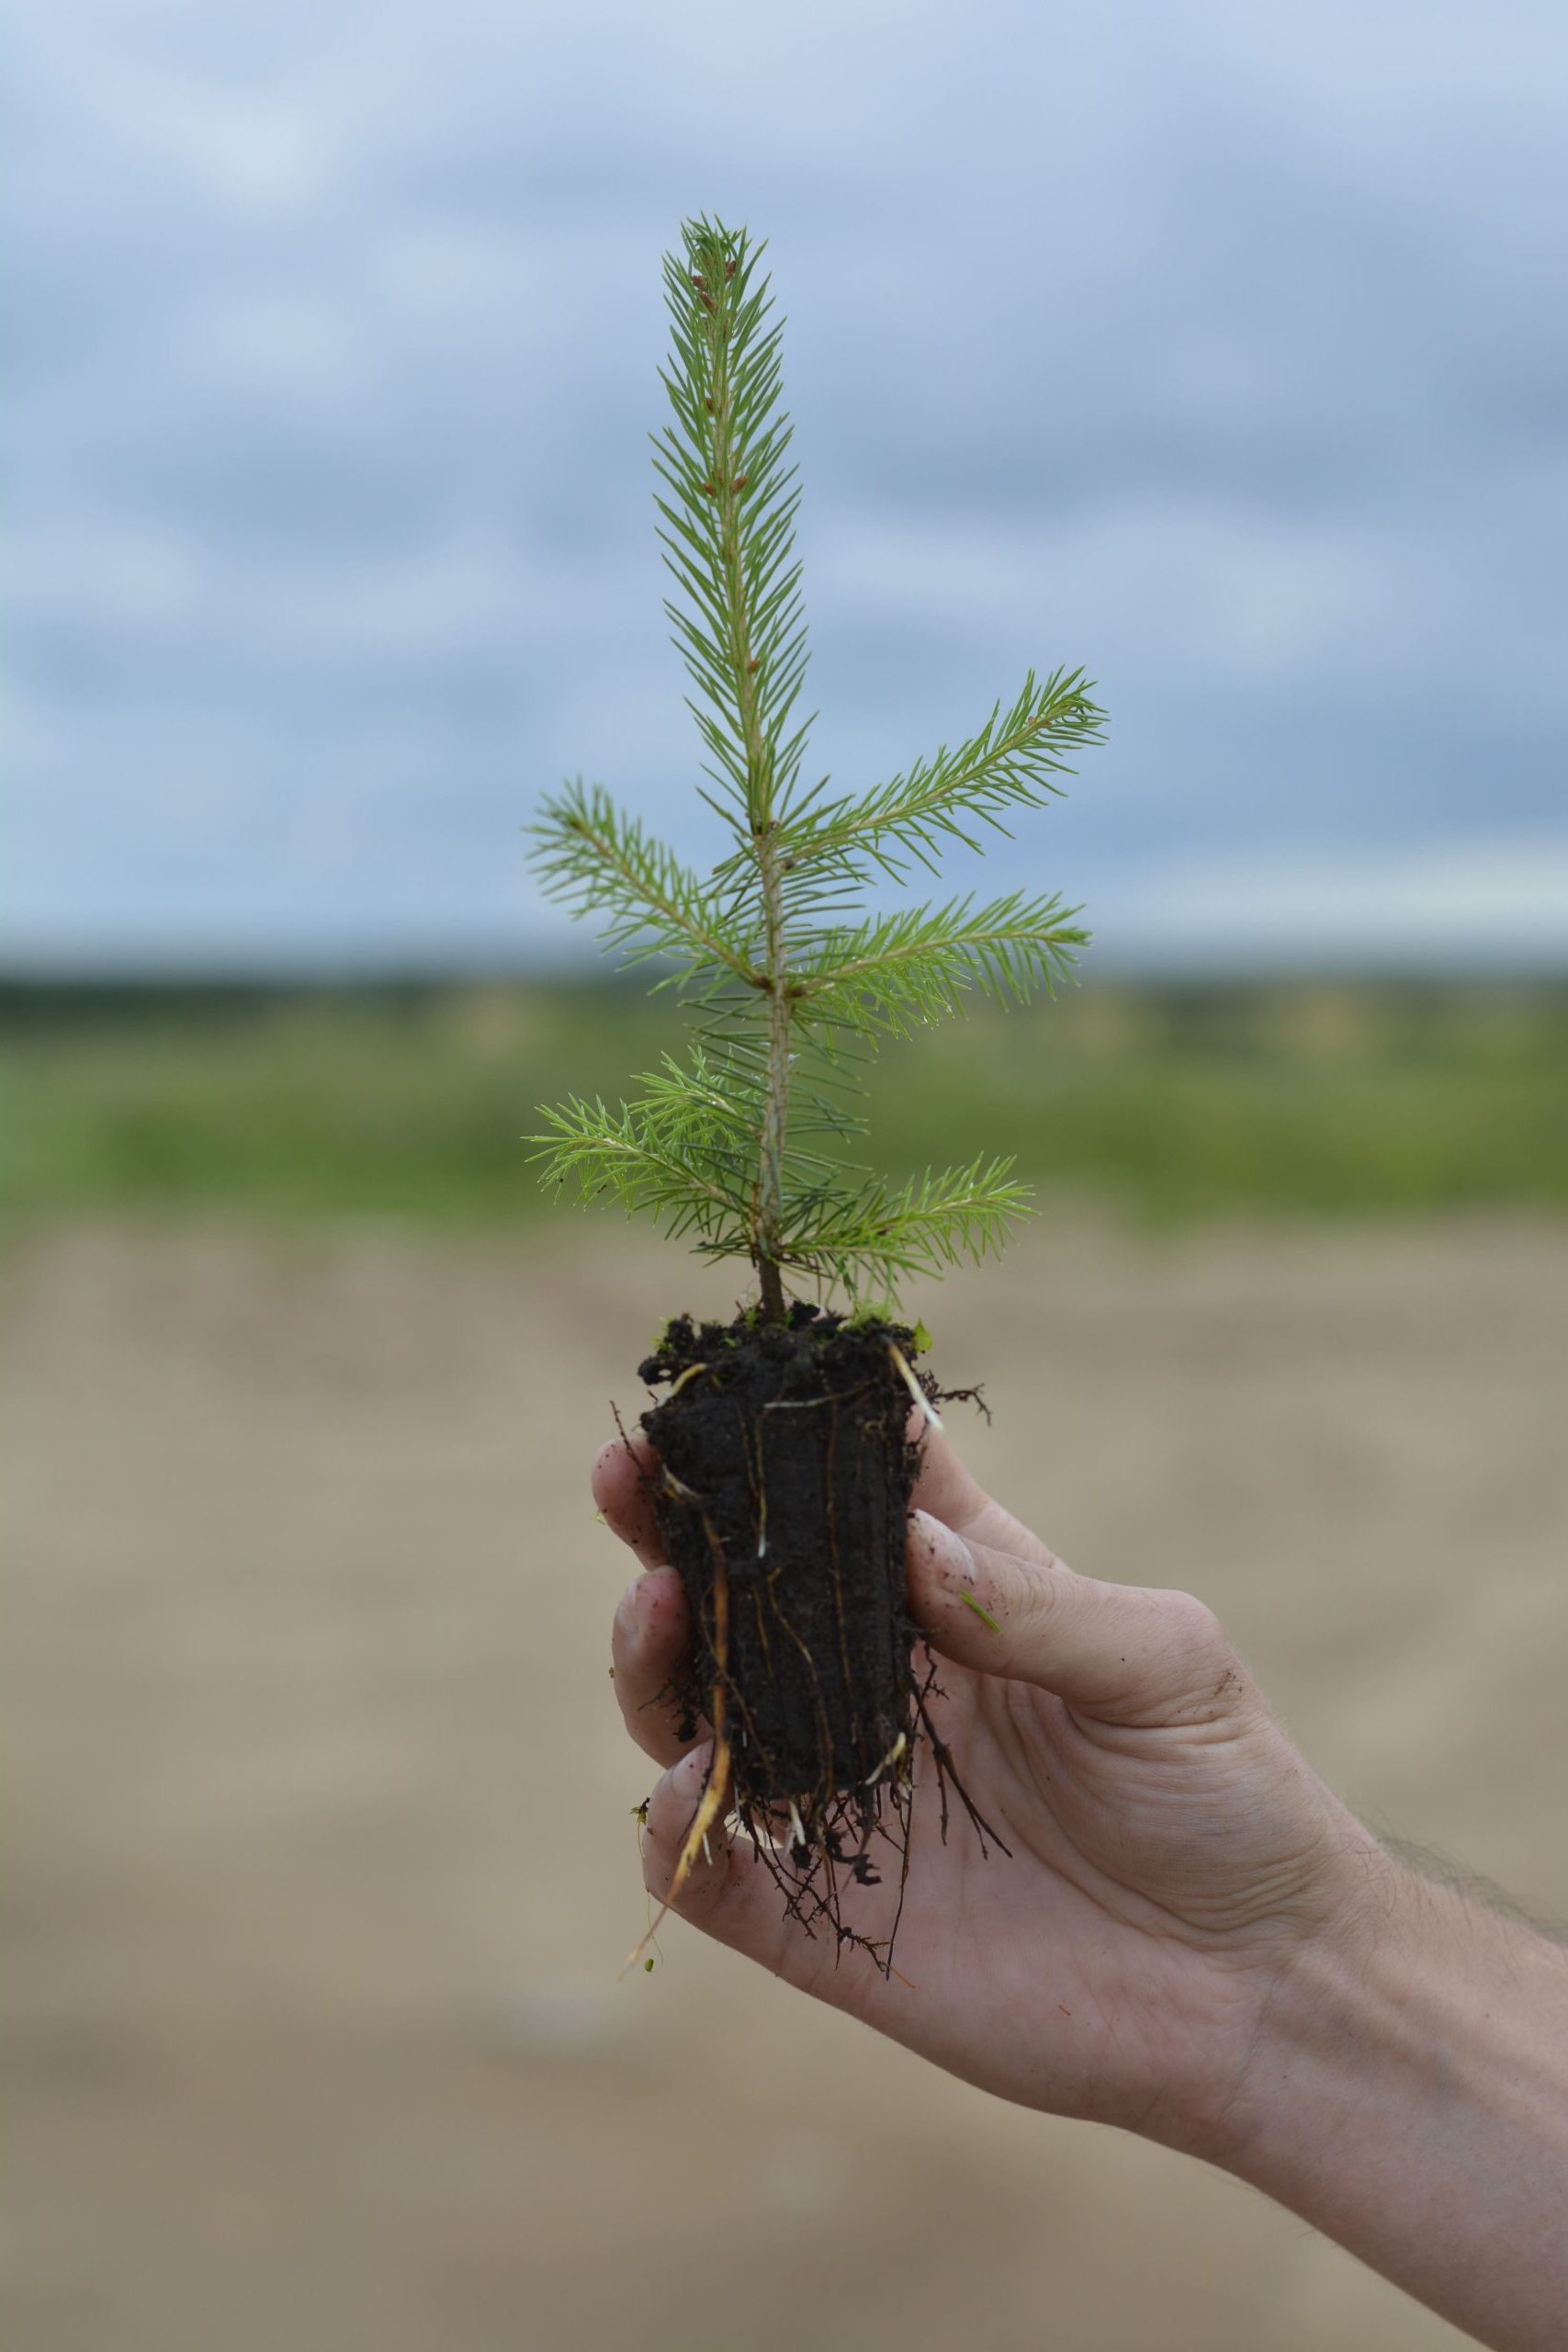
left=906, top=1509, right=1243, bottom=1728
left=592, top=1431, right=665, bottom=1570
left=638, top=1745, right=797, bottom=1979
left=908, top=1421, right=1057, bottom=1569
left=611, top=1567, right=705, bottom=1769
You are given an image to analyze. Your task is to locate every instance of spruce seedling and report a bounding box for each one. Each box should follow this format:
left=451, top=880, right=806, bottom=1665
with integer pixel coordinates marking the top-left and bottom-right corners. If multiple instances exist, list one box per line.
left=531, top=219, right=1104, bottom=1966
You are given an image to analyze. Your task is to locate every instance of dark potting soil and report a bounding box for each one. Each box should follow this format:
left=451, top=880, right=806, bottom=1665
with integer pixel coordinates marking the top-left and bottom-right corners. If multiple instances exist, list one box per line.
left=639, top=1305, right=923, bottom=1810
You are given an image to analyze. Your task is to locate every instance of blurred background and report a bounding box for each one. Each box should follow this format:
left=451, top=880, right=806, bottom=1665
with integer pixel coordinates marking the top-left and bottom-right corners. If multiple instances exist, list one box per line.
left=5, top=4, right=1565, bottom=2347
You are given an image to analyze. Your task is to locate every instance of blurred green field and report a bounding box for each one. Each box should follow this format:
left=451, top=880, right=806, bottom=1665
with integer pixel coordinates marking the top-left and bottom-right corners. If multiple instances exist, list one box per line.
left=3, top=977, right=1565, bottom=1231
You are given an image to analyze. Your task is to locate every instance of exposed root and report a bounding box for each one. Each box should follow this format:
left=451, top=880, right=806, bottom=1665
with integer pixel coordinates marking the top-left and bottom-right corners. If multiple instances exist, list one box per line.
left=620, top=1510, right=734, bottom=1977
left=933, top=1380, right=991, bottom=1427
left=887, top=1340, right=943, bottom=1431
left=914, top=1656, right=1011, bottom=1862
left=861, top=1729, right=907, bottom=1788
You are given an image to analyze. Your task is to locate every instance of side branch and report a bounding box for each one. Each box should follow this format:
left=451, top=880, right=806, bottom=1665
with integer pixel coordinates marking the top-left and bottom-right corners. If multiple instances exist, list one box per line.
left=528, top=1081, right=752, bottom=1257
left=788, top=667, right=1105, bottom=880
left=773, top=1157, right=1035, bottom=1295
left=793, top=889, right=1087, bottom=1033
left=533, top=781, right=760, bottom=984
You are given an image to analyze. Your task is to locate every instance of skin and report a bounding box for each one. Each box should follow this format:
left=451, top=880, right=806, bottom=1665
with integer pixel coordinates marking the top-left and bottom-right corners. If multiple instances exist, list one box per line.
left=595, top=1422, right=1568, bottom=2348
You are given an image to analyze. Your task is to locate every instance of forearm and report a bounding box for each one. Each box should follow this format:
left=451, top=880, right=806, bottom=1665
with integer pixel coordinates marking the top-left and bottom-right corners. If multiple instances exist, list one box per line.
left=1220, top=1859, right=1568, bottom=2349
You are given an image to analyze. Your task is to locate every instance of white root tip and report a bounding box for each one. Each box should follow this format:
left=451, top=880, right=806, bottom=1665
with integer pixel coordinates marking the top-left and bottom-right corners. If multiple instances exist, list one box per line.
left=862, top=1728, right=908, bottom=1788
left=887, top=1340, right=943, bottom=1431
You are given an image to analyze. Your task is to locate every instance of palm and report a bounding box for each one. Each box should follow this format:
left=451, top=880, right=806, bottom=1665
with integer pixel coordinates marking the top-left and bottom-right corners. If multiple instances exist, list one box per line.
left=756, top=1657, right=1279, bottom=2138
left=602, top=1426, right=1350, bottom=2140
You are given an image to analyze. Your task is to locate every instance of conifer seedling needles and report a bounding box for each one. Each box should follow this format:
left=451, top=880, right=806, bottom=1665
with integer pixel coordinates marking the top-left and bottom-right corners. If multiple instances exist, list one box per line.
left=530, top=216, right=1105, bottom=1320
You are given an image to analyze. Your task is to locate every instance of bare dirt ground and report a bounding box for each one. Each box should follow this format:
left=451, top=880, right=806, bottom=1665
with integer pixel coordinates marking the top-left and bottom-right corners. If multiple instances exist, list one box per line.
left=6, top=1216, right=1567, bottom=2352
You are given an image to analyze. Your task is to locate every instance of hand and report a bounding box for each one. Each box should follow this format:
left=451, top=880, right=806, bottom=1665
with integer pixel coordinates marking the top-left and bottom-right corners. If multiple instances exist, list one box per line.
left=597, top=1420, right=1385, bottom=2157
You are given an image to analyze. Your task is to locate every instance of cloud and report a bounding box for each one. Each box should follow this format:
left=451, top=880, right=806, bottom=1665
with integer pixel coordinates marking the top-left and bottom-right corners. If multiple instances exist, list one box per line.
left=6, top=0, right=1566, bottom=968
left=1099, top=834, right=1568, bottom=970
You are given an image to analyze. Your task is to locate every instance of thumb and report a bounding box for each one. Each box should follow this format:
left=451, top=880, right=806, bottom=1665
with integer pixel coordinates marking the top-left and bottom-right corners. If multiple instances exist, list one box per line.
left=907, top=1509, right=1238, bottom=1727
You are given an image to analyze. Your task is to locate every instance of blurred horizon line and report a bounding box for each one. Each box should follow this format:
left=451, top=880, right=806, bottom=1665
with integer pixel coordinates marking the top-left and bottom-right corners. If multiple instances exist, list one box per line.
left=9, top=833, right=1563, bottom=983
left=3, top=950, right=1565, bottom=992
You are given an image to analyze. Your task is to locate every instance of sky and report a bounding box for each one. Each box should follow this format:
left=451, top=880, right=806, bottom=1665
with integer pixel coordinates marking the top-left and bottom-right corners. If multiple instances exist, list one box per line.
left=7, top=0, right=1567, bottom=974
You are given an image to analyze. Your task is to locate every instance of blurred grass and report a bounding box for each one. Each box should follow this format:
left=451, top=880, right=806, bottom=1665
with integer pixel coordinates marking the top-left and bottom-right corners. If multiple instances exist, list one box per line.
left=3, top=976, right=1565, bottom=1233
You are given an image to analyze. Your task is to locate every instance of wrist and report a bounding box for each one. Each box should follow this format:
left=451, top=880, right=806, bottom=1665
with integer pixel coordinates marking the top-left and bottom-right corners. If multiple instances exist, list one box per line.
left=1218, top=1841, right=1434, bottom=2166
left=1230, top=1844, right=1566, bottom=2163
left=1118, top=1816, right=1403, bottom=2166
left=1209, top=1843, right=1568, bottom=2345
